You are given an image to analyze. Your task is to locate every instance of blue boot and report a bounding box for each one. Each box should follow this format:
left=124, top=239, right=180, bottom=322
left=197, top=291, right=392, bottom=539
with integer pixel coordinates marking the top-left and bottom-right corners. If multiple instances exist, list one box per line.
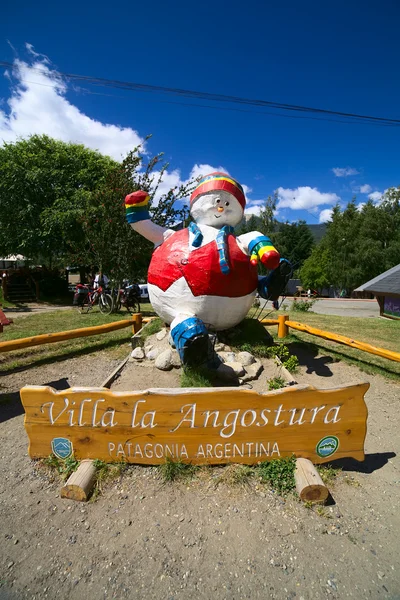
left=171, top=317, right=211, bottom=366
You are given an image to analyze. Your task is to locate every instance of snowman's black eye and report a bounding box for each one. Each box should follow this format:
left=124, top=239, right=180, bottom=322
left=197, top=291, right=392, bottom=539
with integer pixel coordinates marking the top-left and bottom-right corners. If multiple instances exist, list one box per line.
left=225, top=201, right=230, bottom=206
left=216, top=199, right=221, bottom=204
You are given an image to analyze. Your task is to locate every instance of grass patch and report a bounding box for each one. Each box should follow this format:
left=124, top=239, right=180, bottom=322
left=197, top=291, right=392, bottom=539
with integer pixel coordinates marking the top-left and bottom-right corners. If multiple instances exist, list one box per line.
left=140, top=317, right=163, bottom=341
left=157, top=457, right=198, bottom=482
left=317, top=464, right=341, bottom=486
left=0, top=288, right=17, bottom=309
left=214, top=464, right=253, bottom=488
left=180, top=366, right=214, bottom=388
left=256, top=455, right=296, bottom=495
left=91, top=459, right=128, bottom=501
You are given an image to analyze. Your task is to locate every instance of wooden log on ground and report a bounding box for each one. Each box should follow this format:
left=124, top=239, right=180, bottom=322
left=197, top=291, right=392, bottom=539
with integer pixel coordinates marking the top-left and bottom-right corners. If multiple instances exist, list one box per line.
left=61, top=460, right=97, bottom=502
left=295, top=458, right=329, bottom=504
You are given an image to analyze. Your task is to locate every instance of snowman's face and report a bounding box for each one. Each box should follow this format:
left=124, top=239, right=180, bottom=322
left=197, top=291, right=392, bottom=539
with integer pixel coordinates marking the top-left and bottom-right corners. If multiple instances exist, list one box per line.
left=190, top=191, right=243, bottom=228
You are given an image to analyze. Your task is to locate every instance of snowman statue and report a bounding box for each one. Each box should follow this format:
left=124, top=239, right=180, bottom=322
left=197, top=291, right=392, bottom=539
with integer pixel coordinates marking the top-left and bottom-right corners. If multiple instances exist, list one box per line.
left=125, top=172, right=289, bottom=366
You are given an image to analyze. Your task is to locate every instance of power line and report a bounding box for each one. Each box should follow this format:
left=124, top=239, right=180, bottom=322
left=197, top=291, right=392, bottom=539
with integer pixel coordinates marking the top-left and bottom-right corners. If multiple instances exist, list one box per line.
left=1, top=60, right=400, bottom=128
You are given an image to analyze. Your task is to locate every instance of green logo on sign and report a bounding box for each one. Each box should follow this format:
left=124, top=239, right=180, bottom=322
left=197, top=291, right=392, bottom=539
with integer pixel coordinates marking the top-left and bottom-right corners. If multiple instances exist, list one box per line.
left=316, top=436, right=339, bottom=458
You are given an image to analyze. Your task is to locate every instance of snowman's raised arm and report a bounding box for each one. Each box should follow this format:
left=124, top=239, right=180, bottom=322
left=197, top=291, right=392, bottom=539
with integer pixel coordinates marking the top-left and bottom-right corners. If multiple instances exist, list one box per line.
left=125, top=191, right=173, bottom=246
left=239, top=230, right=280, bottom=270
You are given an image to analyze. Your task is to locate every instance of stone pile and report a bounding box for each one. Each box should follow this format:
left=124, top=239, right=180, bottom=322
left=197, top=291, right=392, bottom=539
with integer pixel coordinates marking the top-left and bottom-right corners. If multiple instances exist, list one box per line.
left=130, top=328, right=263, bottom=384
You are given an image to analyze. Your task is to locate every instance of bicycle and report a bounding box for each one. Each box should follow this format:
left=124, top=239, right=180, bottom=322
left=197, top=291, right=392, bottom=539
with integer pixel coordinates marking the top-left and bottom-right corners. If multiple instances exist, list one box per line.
left=73, top=284, right=113, bottom=315
left=111, top=283, right=141, bottom=314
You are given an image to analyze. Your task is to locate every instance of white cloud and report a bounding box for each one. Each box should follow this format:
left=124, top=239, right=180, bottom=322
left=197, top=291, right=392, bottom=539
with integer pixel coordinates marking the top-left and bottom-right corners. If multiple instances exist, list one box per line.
left=0, top=49, right=253, bottom=211
left=368, top=191, right=383, bottom=202
left=189, top=163, right=228, bottom=181
left=359, top=184, right=372, bottom=194
left=0, top=57, right=144, bottom=160
left=332, top=167, right=360, bottom=177
left=319, top=208, right=333, bottom=223
left=276, top=186, right=340, bottom=210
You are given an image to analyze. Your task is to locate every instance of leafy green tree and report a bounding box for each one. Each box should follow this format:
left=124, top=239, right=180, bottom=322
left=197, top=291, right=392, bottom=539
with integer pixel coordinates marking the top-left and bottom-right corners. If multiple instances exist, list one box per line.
left=45, top=146, right=195, bottom=284
left=274, top=220, right=314, bottom=271
left=0, top=135, right=116, bottom=267
left=299, top=244, right=331, bottom=292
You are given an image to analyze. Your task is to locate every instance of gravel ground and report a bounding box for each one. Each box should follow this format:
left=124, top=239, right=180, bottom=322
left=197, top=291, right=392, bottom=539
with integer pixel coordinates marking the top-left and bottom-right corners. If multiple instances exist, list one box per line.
left=0, top=345, right=399, bottom=600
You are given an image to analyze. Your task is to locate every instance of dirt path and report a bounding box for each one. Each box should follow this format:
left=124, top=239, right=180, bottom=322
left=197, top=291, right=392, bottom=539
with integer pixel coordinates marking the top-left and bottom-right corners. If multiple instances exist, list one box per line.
left=0, top=347, right=399, bottom=600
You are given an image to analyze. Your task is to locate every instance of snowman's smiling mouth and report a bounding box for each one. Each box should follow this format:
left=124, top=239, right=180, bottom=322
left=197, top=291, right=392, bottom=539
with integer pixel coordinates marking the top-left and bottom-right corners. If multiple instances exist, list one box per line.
left=214, top=214, right=222, bottom=219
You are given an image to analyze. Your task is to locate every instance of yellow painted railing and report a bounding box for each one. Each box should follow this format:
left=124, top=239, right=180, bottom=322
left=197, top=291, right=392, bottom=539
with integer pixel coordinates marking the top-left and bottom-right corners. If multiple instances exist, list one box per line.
left=260, top=315, right=400, bottom=363
left=0, top=314, right=153, bottom=353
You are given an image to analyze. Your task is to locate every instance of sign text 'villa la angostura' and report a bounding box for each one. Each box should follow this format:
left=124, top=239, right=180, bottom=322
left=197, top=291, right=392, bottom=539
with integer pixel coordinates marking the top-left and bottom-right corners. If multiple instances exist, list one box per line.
left=20, top=383, right=369, bottom=465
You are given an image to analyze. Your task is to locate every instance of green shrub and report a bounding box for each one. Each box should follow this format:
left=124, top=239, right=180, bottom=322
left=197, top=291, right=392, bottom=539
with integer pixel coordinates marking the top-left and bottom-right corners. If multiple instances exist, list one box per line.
left=283, top=355, right=299, bottom=373
left=256, top=455, right=297, bottom=495
left=268, top=376, right=286, bottom=390
left=292, top=299, right=315, bottom=312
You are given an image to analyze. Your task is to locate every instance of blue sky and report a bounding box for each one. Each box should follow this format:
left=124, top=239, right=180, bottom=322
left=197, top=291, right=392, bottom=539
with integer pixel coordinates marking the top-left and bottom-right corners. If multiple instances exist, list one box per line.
left=1, top=0, right=400, bottom=223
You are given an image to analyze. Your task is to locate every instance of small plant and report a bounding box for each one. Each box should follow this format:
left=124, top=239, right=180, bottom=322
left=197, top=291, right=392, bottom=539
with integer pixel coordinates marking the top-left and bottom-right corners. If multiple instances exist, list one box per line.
left=158, top=457, right=198, bottom=482
left=91, top=459, right=128, bottom=500
left=283, top=355, right=300, bottom=374
left=266, top=344, right=290, bottom=360
left=281, top=303, right=289, bottom=311
left=268, top=376, right=286, bottom=390
left=256, top=455, right=297, bottom=495
left=43, top=455, right=79, bottom=480
left=292, top=299, right=316, bottom=312
left=215, top=464, right=253, bottom=488
left=317, top=464, right=341, bottom=486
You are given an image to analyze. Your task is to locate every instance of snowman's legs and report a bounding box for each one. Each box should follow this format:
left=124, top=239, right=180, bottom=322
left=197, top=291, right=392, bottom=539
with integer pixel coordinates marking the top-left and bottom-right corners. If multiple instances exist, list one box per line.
left=170, top=314, right=210, bottom=366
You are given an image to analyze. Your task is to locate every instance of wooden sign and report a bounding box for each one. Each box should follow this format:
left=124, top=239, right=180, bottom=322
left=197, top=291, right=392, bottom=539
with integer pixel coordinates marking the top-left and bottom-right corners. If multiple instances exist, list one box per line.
left=20, top=383, right=369, bottom=465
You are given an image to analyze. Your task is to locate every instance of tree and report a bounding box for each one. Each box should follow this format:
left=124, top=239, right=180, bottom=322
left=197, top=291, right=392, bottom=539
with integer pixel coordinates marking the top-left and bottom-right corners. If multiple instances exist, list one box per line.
left=274, top=220, right=314, bottom=272
left=45, top=146, right=196, bottom=283
left=299, top=244, right=331, bottom=292
left=0, top=135, right=116, bottom=267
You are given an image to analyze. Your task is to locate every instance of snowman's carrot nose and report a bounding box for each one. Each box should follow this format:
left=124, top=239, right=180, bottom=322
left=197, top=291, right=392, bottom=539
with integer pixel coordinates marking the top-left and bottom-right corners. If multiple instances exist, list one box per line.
left=217, top=206, right=224, bottom=212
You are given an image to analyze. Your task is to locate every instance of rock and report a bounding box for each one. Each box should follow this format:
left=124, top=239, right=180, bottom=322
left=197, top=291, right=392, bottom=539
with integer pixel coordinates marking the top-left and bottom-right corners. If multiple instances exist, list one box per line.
left=170, top=351, right=181, bottom=368
left=237, top=351, right=256, bottom=366
left=146, top=348, right=159, bottom=361
left=225, top=361, right=245, bottom=377
left=216, top=363, right=238, bottom=381
left=144, top=344, right=153, bottom=353
left=242, top=361, right=263, bottom=382
left=219, top=351, right=237, bottom=363
left=155, top=349, right=173, bottom=371
left=214, top=343, right=226, bottom=352
left=156, top=329, right=168, bottom=341
left=131, top=347, right=145, bottom=359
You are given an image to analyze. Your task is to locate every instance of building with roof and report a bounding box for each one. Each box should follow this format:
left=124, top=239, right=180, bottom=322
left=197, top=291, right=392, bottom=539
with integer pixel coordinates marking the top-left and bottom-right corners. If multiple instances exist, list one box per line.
left=354, top=264, right=400, bottom=319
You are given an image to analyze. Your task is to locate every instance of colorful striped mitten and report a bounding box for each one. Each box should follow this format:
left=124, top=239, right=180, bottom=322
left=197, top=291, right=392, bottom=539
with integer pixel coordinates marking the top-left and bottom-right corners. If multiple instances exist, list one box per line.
left=248, top=236, right=280, bottom=270
left=125, top=190, right=151, bottom=224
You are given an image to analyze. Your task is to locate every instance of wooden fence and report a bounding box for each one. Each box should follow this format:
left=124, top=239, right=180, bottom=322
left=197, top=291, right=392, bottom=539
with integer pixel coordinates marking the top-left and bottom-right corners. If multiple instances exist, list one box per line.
left=261, top=314, right=400, bottom=363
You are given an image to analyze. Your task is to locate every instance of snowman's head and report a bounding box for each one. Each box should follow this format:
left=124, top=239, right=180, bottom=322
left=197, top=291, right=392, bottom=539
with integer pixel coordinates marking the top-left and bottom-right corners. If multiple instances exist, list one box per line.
left=189, top=172, right=245, bottom=229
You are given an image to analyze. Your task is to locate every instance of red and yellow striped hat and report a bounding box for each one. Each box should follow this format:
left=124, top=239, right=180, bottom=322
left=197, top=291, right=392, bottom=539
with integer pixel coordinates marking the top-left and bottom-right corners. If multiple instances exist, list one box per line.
left=190, top=172, right=246, bottom=211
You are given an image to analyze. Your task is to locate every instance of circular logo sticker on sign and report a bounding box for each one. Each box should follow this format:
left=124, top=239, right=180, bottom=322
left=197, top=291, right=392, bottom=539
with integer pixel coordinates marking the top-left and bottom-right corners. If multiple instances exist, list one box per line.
left=316, top=436, right=339, bottom=458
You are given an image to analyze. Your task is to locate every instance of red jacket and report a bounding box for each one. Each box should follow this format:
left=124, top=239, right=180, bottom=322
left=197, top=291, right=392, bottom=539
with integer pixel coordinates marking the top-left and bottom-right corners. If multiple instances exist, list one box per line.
left=148, top=229, right=258, bottom=298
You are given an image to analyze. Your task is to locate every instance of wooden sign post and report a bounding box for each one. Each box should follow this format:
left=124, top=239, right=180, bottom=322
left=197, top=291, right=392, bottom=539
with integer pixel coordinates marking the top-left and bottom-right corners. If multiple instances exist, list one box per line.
left=20, top=383, right=369, bottom=465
